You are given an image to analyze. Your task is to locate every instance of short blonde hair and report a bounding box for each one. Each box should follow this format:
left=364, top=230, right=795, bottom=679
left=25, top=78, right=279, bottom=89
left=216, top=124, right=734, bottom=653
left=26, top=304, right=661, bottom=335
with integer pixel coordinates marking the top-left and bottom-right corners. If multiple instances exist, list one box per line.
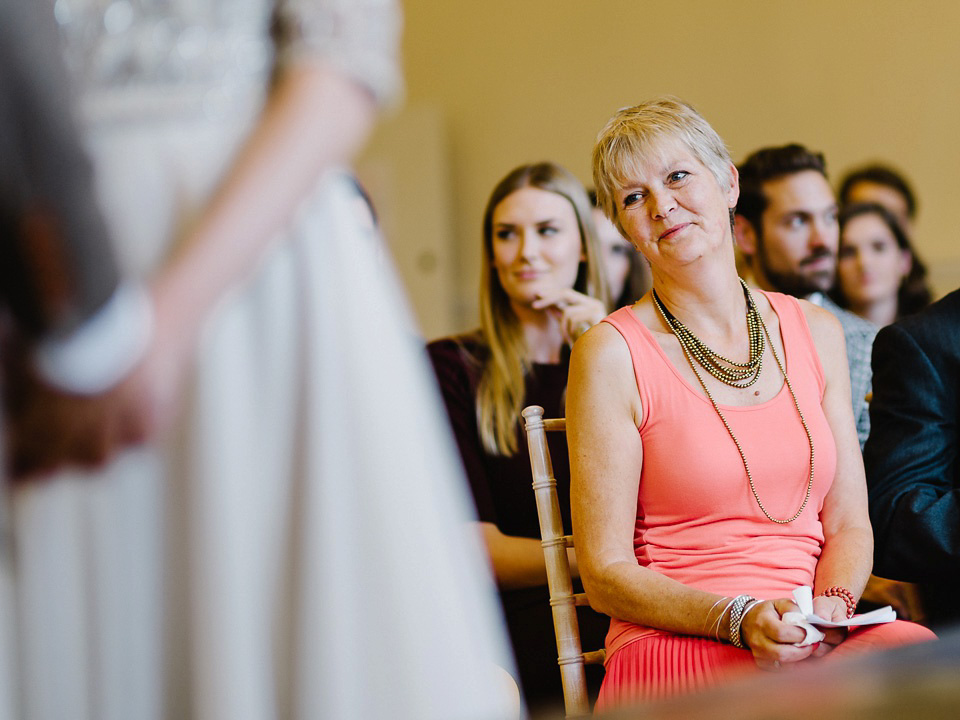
left=592, top=97, right=733, bottom=234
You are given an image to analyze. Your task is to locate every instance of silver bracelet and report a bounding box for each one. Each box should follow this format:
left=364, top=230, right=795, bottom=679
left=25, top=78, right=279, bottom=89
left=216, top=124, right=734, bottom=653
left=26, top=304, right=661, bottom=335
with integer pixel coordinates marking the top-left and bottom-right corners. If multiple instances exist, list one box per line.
left=737, top=598, right=762, bottom=649
left=727, top=594, right=757, bottom=648
left=709, top=596, right=737, bottom=642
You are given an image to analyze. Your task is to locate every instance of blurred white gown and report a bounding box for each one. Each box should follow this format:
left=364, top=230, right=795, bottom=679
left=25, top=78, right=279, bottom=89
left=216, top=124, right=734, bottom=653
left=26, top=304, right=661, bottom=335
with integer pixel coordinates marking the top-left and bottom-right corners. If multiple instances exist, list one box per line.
left=6, top=2, right=517, bottom=719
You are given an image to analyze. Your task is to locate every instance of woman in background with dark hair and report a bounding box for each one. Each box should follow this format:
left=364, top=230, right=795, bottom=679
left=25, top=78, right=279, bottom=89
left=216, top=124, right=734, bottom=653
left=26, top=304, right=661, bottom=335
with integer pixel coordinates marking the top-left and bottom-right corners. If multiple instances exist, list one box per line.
left=838, top=163, right=917, bottom=235
left=832, top=202, right=932, bottom=327
left=428, top=162, right=610, bottom=712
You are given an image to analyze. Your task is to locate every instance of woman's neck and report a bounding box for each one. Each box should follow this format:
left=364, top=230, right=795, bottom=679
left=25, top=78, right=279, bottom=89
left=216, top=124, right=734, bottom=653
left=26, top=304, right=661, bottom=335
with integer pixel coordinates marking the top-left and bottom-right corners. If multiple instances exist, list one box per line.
left=512, top=302, right=566, bottom=364
left=651, top=264, right=748, bottom=338
left=851, top=295, right=897, bottom=327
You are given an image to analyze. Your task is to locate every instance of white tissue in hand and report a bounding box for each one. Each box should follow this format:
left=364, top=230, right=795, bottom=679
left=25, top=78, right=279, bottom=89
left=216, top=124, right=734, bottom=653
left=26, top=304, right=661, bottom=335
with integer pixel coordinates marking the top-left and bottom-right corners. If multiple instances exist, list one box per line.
left=791, top=585, right=897, bottom=627
left=782, top=611, right=826, bottom=646
left=793, top=585, right=817, bottom=616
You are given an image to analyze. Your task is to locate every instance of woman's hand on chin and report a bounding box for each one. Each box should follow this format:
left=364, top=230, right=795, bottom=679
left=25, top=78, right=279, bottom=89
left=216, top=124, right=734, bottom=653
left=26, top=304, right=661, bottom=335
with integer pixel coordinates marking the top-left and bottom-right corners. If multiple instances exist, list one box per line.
left=740, top=598, right=816, bottom=670
left=532, top=288, right=607, bottom=345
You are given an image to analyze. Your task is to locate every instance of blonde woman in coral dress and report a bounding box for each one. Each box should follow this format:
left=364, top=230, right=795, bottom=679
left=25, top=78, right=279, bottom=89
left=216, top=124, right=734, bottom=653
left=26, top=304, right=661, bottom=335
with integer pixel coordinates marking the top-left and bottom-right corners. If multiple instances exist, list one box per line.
left=569, top=98, right=934, bottom=711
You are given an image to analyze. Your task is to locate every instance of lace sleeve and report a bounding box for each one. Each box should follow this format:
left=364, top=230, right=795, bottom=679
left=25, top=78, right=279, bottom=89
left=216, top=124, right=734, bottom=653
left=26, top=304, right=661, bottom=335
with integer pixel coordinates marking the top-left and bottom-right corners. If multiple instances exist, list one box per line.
left=272, top=0, right=402, bottom=105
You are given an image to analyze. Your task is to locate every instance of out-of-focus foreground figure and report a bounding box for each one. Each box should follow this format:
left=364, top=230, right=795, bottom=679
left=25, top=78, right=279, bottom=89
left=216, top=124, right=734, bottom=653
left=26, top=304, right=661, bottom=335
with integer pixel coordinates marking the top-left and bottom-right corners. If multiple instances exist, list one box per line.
left=0, top=1, right=155, bottom=713
left=3, top=1, right=517, bottom=719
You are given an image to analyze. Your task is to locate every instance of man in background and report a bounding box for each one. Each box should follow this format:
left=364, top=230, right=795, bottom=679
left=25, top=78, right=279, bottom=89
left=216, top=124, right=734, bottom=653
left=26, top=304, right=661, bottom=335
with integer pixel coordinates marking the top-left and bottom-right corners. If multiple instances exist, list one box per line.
left=734, top=143, right=925, bottom=624
left=734, top=143, right=876, bottom=449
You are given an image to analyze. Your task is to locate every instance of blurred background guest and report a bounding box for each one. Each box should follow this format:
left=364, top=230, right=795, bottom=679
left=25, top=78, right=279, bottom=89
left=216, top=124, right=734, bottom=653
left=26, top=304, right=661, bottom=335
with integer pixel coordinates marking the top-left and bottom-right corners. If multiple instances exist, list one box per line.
left=832, top=202, right=932, bottom=327
left=428, top=162, right=610, bottom=713
left=734, top=144, right=877, bottom=450
left=589, top=189, right=651, bottom=309
left=735, top=145, right=925, bottom=622
left=838, top=164, right=917, bottom=236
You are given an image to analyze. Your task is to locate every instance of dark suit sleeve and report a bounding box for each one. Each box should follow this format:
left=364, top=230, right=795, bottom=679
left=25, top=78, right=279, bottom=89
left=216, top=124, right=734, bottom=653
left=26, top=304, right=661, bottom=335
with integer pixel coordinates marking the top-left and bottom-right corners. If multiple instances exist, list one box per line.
left=0, top=0, right=120, bottom=341
left=865, top=322, right=960, bottom=582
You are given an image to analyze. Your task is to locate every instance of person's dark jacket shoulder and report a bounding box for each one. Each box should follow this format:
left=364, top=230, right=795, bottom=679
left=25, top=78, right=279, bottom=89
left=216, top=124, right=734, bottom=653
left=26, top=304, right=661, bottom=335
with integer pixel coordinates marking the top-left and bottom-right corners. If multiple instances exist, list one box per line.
left=865, top=288, right=960, bottom=625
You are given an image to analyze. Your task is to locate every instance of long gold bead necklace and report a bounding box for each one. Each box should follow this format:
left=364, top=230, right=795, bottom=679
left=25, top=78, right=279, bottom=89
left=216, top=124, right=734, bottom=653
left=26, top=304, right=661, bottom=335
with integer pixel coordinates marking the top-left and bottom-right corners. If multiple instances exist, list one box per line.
left=651, top=279, right=815, bottom=524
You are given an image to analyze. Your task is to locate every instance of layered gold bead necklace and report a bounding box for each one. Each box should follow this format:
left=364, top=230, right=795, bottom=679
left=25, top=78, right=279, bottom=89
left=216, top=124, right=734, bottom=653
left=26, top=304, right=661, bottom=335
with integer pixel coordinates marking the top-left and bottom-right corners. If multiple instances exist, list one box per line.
left=652, top=279, right=814, bottom=524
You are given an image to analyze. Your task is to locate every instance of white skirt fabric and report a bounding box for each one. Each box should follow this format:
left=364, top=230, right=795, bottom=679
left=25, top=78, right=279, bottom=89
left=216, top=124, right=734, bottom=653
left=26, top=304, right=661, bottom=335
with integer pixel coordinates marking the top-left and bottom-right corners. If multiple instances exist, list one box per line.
left=5, top=104, right=517, bottom=720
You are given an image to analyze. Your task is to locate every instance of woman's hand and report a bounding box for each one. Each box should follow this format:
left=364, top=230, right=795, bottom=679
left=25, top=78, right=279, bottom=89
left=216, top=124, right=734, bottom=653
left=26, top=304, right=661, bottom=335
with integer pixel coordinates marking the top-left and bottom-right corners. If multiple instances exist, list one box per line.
left=808, top=594, right=849, bottom=657
left=739, top=598, right=816, bottom=670
left=532, top=289, right=607, bottom=345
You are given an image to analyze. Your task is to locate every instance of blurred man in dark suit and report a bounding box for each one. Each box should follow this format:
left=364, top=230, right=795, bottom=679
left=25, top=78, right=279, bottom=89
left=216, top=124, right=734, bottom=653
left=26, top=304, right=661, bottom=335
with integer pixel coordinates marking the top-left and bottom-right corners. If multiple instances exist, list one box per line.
left=866, top=288, right=960, bottom=629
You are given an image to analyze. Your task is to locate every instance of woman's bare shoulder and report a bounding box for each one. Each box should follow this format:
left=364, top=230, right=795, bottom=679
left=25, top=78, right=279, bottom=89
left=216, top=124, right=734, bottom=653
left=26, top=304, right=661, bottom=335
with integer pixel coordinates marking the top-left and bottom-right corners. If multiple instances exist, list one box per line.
left=794, top=298, right=848, bottom=378
left=572, top=319, right=631, bottom=371
left=569, top=316, right=643, bottom=420
left=795, top=298, right=845, bottom=344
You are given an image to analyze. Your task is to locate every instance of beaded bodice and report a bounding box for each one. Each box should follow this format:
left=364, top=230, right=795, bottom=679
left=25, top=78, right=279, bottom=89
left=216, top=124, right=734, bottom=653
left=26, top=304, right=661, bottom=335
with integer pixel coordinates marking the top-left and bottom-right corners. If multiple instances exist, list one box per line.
left=55, top=0, right=400, bottom=121
left=57, top=1, right=272, bottom=96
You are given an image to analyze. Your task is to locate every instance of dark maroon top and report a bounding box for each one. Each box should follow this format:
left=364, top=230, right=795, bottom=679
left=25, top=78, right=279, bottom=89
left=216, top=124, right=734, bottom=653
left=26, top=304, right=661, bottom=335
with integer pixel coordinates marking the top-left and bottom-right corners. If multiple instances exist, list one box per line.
left=427, top=334, right=607, bottom=712
left=427, top=335, right=573, bottom=537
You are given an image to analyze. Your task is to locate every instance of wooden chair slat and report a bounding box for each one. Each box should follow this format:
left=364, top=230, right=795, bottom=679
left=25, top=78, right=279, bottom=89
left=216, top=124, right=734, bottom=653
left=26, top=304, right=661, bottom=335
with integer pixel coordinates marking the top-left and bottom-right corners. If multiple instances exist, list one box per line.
left=521, top=405, right=605, bottom=718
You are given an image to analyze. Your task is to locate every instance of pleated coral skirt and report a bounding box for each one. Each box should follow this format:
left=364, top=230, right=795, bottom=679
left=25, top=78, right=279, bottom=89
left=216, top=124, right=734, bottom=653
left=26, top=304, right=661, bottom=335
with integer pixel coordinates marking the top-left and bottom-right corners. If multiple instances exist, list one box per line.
left=595, top=621, right=936, bottom=712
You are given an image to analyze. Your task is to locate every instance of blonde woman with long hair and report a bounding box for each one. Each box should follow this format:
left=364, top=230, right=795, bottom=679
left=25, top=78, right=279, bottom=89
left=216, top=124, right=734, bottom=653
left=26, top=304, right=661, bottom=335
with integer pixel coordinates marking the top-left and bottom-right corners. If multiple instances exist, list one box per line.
left=428, top=162, right=610, bottom=712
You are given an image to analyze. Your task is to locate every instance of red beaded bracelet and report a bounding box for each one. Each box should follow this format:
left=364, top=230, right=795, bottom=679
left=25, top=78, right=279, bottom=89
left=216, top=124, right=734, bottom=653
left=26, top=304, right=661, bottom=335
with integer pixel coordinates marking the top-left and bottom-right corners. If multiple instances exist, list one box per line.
left=819, top=586, right=856, bottom=619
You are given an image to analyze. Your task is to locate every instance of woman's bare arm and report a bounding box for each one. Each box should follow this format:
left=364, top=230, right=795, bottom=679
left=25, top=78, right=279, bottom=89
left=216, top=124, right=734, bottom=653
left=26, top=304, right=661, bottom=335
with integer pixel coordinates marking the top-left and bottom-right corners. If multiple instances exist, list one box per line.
left=801, top=301, right=874, bottom=620
left=569, top=323, right=727, bottom=631
left=476, top=522, right=582, bottom=589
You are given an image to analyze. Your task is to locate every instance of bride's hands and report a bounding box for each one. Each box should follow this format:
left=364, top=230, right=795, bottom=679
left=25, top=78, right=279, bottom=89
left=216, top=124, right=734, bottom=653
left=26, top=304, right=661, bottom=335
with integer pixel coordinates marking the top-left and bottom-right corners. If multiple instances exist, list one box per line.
left=532, top=289, right=606, bottom=345
left=739, top=598, right=817, bottom=670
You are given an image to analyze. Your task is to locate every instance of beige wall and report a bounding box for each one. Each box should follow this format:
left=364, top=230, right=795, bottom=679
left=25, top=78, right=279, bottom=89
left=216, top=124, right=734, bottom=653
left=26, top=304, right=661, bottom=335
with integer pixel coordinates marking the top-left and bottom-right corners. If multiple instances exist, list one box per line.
left=361, top=0, right=960, bottom=338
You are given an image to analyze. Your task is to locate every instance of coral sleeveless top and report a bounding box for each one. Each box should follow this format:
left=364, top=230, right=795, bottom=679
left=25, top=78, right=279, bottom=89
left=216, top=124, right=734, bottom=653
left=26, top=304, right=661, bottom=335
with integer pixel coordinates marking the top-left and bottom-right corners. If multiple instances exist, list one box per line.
left=601, top=291, right=838, bottom=660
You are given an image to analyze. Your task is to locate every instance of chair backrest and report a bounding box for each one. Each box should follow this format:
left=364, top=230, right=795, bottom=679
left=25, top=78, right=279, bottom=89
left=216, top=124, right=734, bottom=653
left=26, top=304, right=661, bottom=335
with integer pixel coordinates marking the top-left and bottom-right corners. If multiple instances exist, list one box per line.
left=521, top=405, right=605, bottom=718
